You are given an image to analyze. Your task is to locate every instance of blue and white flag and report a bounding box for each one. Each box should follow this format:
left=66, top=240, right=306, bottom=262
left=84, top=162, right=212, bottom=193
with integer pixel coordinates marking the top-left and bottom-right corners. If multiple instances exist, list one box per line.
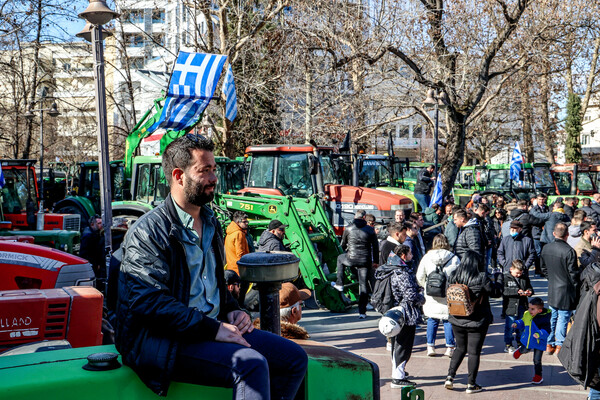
left=222, top=64, right=237, bottom=122
left=0, top=163, right=4, bottom=188
left=429, top=173, right=443, bottom=208
left=509, top=142, right=524, bottom=182
left=148, top=52, right=228, bottom=133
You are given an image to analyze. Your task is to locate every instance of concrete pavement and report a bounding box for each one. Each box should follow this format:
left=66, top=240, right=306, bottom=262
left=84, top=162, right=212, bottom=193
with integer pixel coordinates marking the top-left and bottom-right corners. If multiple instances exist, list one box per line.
left=300, top=274, right=589, bottom=399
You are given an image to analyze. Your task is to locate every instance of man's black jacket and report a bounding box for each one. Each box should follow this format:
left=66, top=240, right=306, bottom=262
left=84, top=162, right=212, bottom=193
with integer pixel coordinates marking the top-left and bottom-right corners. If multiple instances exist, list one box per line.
left=540, top=238, right=580, bottom=310
left=508, top=208, right=545, bottom=239
left=341, top=218, right=379, bottom=266
left=414, top=168, right=434, bottom=195
left=115, top=194, right=240, bottom=396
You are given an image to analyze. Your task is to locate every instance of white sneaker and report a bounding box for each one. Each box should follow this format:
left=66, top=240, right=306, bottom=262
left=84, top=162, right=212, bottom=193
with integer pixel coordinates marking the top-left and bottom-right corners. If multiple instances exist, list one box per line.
left=331, top=282, right=344, bottom=292
left=358, top=314, right=367, bottom=320
left=427, top=345, right=436, bottom=357
left=366, top=303, right=375, bottom=311
left=444, top=347, right=454, bottom=357
left=386, top=341, right=392, bottom=351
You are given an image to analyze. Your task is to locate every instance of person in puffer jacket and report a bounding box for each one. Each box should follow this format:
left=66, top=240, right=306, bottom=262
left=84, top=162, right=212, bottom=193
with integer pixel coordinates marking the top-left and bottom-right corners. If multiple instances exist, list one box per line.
left=383, top=245, right=425, bottom=389
left=512, top=297, right=552, bottom=385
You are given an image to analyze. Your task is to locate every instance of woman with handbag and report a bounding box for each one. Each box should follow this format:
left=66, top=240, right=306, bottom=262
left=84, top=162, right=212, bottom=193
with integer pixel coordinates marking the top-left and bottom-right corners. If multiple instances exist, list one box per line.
left=416, top=234, right=460, bottom=357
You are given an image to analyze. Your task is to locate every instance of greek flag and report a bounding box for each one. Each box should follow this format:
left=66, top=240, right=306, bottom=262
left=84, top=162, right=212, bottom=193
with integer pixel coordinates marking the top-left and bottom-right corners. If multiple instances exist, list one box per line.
left=148, top=52, right=227, bottom=133
left=429, top=173, right=443, bottom=207
left=0, top=164, right=4, bottom=188
left=509, top=142, right=524, bottom=182
left=222, top=64, right=237, bottom=122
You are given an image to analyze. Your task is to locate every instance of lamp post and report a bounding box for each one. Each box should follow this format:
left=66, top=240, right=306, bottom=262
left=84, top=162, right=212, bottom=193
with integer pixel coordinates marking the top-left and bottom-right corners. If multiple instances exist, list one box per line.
left=78, top=0, right=119, bottom=285
left=423, top=88, right=447, bottom=178
left=25, top=100, right=60, bottom=229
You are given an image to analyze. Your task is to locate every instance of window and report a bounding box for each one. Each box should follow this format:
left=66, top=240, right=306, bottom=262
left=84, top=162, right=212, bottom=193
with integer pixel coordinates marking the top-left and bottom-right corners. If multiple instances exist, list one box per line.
left=248, top=155, right=275, bottom=188
left=152, top=33, right=165, bottom=46
left=130, top=57, right=145, bottom=69
left=62, top=62, right=71, bottom=72
left=125, top=33, right=144, bottom=47
left=152, top=9, right=165, bottom=23
left=123, top=9, right=144, bottom=23
left=553, top=172, right=572, bottom=195
left=582, top=134, right=591, bottom=145
left=398, top=125, right=409, bottom=138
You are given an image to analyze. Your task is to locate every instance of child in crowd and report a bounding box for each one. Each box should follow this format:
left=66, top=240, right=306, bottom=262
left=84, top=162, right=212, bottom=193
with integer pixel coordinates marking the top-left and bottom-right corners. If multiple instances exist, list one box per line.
left=512, top=297, right=552, bottom=384
left=503, top=260, right=534, bottom=353
left=385, top=245, right=425, bottom=388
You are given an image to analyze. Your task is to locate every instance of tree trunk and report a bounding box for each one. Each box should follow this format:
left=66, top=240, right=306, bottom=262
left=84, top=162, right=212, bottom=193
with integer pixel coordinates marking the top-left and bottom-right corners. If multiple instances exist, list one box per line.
left=440, top=112, right=466, bottom=199
left=540, top=61, right=556, bottom=163
left=305, top=68, right=312, bottom=143
left=520, top=76, right=534, bottom=162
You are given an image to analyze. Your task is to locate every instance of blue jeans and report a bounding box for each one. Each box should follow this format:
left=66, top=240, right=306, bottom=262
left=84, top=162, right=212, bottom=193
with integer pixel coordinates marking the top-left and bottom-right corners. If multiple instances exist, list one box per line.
left=548, top=307, right=573, bottom=347
left=426, top=318, right=455, bottom=347
left=590, top=388, right=600, bottom=400
left=414, top=193, right=430, bottom=212
left=504, top=315, right=522, bottom=346
left=172, top=328, right=308, bottom=400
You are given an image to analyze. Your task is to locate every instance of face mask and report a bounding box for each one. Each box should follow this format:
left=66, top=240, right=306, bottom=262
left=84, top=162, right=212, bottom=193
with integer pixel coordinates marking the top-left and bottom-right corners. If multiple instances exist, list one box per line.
left=510, top=232, right=519, bottom=238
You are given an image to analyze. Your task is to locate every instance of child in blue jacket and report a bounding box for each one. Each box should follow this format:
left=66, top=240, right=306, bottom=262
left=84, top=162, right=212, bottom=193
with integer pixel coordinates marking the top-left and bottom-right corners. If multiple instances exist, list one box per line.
left=512, top=297, right=552, bottom=384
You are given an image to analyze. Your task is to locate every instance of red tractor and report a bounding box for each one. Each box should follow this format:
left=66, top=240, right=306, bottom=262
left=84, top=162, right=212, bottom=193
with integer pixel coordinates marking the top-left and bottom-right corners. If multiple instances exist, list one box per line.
left=241, top=144, right=414, bottom=234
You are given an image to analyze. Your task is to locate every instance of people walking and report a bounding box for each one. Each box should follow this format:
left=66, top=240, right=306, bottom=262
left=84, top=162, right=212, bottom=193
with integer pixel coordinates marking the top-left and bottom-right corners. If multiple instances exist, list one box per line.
left=540, top=222, right=580, bottom=355
left=415, top=234, right=460, bottom=357
left=444, top=251, right=503, bottom=393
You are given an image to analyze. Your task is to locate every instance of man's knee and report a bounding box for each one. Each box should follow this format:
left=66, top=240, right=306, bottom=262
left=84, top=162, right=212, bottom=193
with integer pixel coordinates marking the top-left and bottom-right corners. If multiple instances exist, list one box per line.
left=286, top=340, right=308, bottom=374
left=234, top=347, right=269, bottom=380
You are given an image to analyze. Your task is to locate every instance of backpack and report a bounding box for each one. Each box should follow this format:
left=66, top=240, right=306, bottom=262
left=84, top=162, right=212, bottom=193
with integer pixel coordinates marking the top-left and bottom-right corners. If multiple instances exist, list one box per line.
left=371, top=269, right=398, bottom=314
left=446, top=283, right=480, bottom=316
left=426, top=259, right=449, bottom=298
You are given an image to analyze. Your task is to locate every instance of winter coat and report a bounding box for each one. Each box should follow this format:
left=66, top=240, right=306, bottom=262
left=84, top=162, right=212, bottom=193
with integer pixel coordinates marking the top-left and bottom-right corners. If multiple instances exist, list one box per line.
left=568, top=225, right=583, bottom=248
left=424, top=207, right=442, bottom=225
left=447, top=271, right=503, bottom=329
left=514, top=309, right=552, bottom=351
left=581, top=206, right=598, bottom=223
left=379, top=237, right=401, bottom=265
left=115, top=194, right=240, bottom=396
left=564, top=204, right=576, bottom=220
left=445, top=219, right=459, bottom=248
left=453, top=218, right=483, bottom=265
left=580, top=247, right=600, bottom=270
left=507, top=208, right=545, bottom=240
left=497, top=234, right=536, bottom=271
left=557, top=266, right=600, bottom=390
left=503, top=272, right=534, bottom=316
left=340, top=218, right=379, bottom=266
left=414, top=168, right=434, bottom=195
left=575, top=238, right=593, bottom=264
left=224, top=221, right=250, bottom=274
left=403, top=235, right=422, bottom=270
left=530, top=204, right=549, bottom=240
left=477, top=215, right=496, bottom=250
left=257, top=230, right=288, bottom=252
left=415, top=249, right=460, bottom=320
left=386, top=254, right=425, bottom=325
left=541, top=238, right=580, bottom=310
left=530, top=208, right=571, bottom=244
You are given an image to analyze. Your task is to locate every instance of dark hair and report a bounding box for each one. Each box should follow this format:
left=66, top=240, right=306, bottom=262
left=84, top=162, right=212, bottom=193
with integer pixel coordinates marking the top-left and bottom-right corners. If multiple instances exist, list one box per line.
left=387, top=221, right=405, bottom=234
left=510, top=259, right=525, bottom=271
left=410, top=212, right=422, bottom=221
left=233, top=211, right=247, bottom=224
left=553, top=201, right=564, bottom=209
left=530, top=297, right=544, bottom=308
left=537, top=193, right=547, bottom=198
left=393, top=244, right=411, bottom=257
left=449, top=251, right=482, bottom=287
left=355, top=209, right=367, bottom=219
left=495, top=208, right=507, bottom=220
left=574, top=209, right=587, bottom=221
left=451, top=204, right=462, bottom=213
left=517, top=199, right=528, bottom=207
left=162, top=134, right=215, bottom=185
left=431, top=203, right=440, bottom=212
left=477, top=203, right=490, bottom=213
left=365, top=213, right=376, bottom=223
left=453, top=209, right=467, bottom=220
left=583, top=198, right=592, bottom=207
left=581, top=221, right=594, bottom=235
left=554, top=222, right=568, bottom=238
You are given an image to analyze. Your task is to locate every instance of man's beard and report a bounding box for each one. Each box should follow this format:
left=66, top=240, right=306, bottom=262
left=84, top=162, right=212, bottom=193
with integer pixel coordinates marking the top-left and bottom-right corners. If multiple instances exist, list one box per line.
left=184, top=178, right=215, bottom=206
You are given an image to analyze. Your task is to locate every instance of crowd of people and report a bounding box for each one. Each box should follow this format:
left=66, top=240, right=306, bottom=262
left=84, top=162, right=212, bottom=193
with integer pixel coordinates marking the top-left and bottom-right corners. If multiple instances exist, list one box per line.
left=354, top=184, right=600, bottom=394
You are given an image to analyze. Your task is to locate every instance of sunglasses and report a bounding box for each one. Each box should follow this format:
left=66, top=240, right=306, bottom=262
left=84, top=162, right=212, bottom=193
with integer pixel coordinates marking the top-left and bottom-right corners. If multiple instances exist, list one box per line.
left=185, top=133, right=208, bottom=142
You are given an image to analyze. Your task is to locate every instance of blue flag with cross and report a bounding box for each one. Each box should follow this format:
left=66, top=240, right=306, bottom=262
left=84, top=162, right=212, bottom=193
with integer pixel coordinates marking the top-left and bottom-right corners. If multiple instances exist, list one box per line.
left=429, top=173, right=443, bottom=208
left=222, top=64, right=238, bottom=122
left=148, top=52, right=228, bottom=133
left=509, top=142, right=524, bottom=183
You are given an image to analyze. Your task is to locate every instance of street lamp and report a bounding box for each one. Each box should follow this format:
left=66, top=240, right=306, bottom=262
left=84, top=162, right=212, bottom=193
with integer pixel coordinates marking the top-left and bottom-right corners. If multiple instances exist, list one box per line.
left=78, top=0, right=119, bottom=283
left=25, top=99, right=60, bottom=229
left=423, top=88, right=447, bottom=178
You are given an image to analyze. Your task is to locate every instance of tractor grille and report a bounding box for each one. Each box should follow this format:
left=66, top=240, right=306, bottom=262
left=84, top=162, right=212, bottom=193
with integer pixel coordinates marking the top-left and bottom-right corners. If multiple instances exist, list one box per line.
left=63, top=214, right=81, bottom=231
left=44, top=301, right=68, bottom=339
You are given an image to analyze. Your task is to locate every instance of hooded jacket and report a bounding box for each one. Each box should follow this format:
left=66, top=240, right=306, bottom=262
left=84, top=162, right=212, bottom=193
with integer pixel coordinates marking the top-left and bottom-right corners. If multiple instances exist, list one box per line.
left=557, top=264, right=600, bottom=390
left=514, top=309, right=551, bottom=351
left=385, top=254, right=425, bottom=325
left=424, top=207, right=442, bottom=225
left=257, top=229, right=288, bottom=252
left=115, top=194, right=240, bottom=396
left=224, top=221, right=250, bottom=274
left=567, top=224, right=583, bottom=248
left=454, top=218, right=483, bottom=265
left=415, top=249, right=460, bottom=320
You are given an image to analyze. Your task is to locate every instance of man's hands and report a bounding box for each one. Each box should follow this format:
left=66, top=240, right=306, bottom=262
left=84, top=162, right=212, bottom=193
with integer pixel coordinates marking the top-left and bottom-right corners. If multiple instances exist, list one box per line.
left=591, top=236, right=600, bottom=249
left=215, top=310, right=254, bottom=347
left=533, top=332, right=540, bottom=339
